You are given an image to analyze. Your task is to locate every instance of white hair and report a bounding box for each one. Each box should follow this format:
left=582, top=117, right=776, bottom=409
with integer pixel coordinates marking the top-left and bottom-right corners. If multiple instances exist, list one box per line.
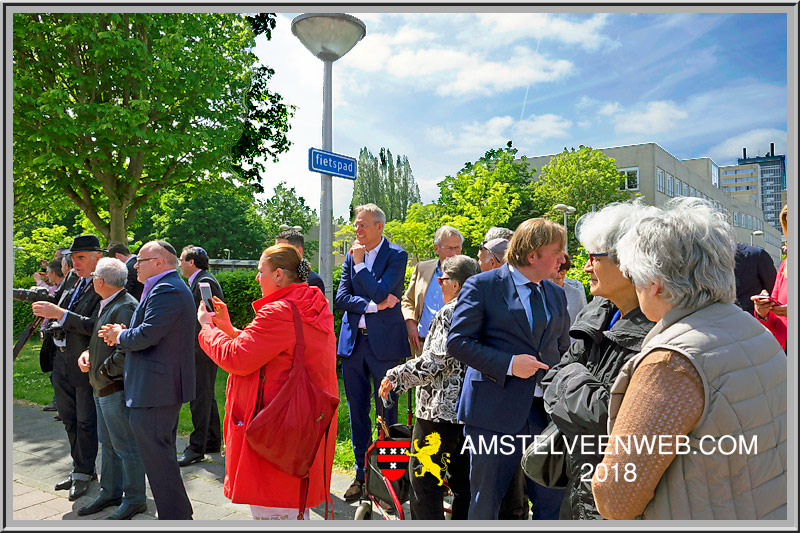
left=434, top=225, right=464, bottom=246
left=94, top=257, right=129, bottom=288
left=616, top=197, right=737, bottom=310
left=354, top=203, right=386, bottom=225
left=576, top=199, right=662, bottom=264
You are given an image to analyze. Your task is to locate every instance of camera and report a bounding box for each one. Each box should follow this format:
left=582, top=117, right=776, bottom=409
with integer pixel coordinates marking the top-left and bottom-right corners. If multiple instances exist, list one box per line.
left=13, top=287, right=50, bottom=302
left=46, top=322, right=66, bottom=342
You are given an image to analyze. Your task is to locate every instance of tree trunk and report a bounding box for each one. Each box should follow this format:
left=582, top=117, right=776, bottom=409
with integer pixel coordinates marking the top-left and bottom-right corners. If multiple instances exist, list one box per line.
left=107, top=202, right=128, bottom=248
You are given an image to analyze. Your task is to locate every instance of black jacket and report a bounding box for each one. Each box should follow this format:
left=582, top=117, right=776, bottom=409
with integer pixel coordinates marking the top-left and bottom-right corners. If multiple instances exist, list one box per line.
left=540, top=297, right=655, bottom=520
left=89, top=289, right=137, bottom=396
left=59, top=279, right=103, bottom=387
left=733, top=243, right=776, bottom=315
left=189, top=270, right=224, bottom=364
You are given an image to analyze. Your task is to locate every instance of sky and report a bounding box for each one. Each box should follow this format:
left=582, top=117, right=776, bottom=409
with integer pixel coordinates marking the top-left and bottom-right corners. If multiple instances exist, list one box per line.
left=252, top=10, right=789, bottom=219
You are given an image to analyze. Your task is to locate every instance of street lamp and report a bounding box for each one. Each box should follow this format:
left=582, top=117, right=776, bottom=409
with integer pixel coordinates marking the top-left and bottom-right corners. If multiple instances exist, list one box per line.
left=553, top=204, right=576, bottom=254
left=292, top=12, right=366, bottom=306
left=223, top=248, right=231, bottom=260
left=750, top=230, right=763, bottom=246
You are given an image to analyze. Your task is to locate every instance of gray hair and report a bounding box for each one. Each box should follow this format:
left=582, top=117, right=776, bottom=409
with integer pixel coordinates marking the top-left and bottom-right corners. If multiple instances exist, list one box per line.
left=354, top=203, right=386, bottom=225
left=576, top=199, right=663, bottom=265
left=442, top=254, right=480, bottom=289
left=434, top=225, right=464, bottom=246
left=616, top=197, right=737, bottom=310
left=484, top=226, right=513, bottom=242
left=94, top=257, right=129, bottom=288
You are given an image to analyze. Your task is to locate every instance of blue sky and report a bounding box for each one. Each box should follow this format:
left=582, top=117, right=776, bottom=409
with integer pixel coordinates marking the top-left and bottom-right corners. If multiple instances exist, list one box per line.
left=253, top=11, right=789, bottom=219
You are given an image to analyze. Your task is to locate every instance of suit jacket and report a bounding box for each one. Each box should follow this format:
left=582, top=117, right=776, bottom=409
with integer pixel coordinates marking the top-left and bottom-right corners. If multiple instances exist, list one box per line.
left=335, top=238, right=409, bottom=361
left=88, top=289, right=138, bottom=395
left=734, top=243, right=777, bottom=315
left=189, top=270, right=224, bottom=365
left=59, top=279, right=103, bottom=387
left=401, top=258, right=439, bottom=356
left=307, top=269, right=325, bottom=293
left=116, top=270, right=196, bottom=408
left=124, top=255, right=144, bottom=300
left=447, top=263, right=570, bottom=434
left=39, top=273, right=80, bottom=373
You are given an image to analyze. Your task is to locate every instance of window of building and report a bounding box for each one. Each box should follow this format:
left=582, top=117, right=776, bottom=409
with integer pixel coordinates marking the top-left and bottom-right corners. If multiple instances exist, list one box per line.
left=682, top=182, right=689, bottom=196
left=618, top=168, right=639, bottom=191
left=734, top=212, right=739, bottom=226
left=712, top=163, right=719, bottom=188
left=656, top=167, right=665, bottom=193
left=666, top=173, right=674, bottom=196
left=675, top=178, right=683, bottom=196
left=689, top=186, right=696, bottom=197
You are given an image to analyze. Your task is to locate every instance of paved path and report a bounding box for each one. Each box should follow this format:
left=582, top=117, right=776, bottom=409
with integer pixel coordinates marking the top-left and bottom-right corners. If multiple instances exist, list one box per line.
left=10, top=400, right=410, bottom=522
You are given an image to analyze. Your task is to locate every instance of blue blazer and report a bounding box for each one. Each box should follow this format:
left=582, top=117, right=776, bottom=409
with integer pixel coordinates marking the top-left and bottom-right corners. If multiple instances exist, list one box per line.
left=335, top=238, right=409, bottom=361
left=117, top=270, right=196, bottom=408
left=734, top=243, right=777, bottom=315
left=447, top=263, right=570, bottom=434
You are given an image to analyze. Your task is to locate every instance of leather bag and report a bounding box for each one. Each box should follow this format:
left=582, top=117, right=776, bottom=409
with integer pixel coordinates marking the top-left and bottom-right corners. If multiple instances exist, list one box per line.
left=245, top=300, right=339, bottom=518
left=521, top=421, right=569, bottom=489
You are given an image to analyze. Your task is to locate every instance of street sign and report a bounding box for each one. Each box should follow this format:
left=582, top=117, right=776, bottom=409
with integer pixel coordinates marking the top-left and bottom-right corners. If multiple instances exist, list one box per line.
left=308, top=148, right=357, bottom=180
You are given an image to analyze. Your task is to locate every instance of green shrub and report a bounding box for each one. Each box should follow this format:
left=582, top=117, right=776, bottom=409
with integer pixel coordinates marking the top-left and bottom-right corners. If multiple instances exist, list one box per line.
left=12, top=276, right=37, bottom=338
left=567, top=247, right=592, bottom=303
left=214, top=270, right=262, bottom=329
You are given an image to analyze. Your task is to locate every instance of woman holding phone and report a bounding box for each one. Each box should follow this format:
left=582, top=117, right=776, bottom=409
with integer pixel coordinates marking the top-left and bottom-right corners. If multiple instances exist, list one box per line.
left=752, top=204, right=787, bottom=352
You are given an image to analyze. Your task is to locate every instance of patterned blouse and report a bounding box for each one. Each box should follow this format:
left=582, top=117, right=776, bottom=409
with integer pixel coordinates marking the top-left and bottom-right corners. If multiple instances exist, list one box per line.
left=384, top=299, right=466, bottom=424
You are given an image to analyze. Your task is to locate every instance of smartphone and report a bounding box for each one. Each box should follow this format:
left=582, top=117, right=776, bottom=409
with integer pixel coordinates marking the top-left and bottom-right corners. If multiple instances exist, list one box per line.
left=199, top=282, right=216, bottom=316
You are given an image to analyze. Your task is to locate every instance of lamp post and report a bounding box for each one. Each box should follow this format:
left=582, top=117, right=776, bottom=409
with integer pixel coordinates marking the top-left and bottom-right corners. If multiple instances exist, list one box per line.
left=750, top=230, right=763, bottom=246
left=553, top=204, right=576, bottom=254
left=292, top=13, right=366, bottom=306
left=223, top=248, right=231, bottom=260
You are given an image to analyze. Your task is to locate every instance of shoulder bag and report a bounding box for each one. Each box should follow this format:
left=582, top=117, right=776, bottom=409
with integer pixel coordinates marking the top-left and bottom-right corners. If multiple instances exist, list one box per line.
left=521, top=421, right=569, bottom=489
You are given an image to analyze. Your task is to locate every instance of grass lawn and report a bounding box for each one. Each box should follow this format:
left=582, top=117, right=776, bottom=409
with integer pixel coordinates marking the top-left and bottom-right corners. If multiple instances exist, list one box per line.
left=13, top=338, right=411, bottom=473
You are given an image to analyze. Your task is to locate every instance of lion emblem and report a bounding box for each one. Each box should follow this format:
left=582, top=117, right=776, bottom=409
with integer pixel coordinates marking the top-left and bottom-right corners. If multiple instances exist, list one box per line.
left=406, top=432, right=450, bottom=486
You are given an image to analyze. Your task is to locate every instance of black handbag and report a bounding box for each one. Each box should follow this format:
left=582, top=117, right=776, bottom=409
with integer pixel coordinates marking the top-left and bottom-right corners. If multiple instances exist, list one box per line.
left=521, top=421, right=569, bottom=489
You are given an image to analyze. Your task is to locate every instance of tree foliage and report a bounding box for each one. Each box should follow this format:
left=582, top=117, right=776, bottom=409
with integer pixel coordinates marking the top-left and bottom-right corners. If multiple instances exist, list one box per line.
left=13, top=225, right=73, bottom=277
left=13, top=12, right=294, bottom=245
left=257, top=182, right=319, bottom=260
left=384, top=203, right=443, bottom=263
left=349, top=147, right=420, bottom=222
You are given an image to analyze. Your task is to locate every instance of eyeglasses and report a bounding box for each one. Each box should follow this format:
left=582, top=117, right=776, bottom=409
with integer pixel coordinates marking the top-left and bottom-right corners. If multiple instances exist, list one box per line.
left=587, top=253, right=609, bottom=264
left=437, top=276, right=451, bottom=284
left=89, top=272, right=98, bottom=278
left=135, top=257, right=158, bottom=264
left=438, top=245, right=461, bottom=253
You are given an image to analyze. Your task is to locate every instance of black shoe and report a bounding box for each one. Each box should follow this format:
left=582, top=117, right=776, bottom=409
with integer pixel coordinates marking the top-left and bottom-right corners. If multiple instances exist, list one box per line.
left=54, top=476, right=72, bottom=491
left=69, top=479, right=90, bottom=501
left=78, top=496, right=122, bottom=516
left=105, top=502, right=147, bottom=520
left=54, top=414, right=62, bottom=421
left=42, top=401, right=57, bottom=412
left=343, top=479, right=363, bottom=502
left=177, top=449, right=205, bottom=467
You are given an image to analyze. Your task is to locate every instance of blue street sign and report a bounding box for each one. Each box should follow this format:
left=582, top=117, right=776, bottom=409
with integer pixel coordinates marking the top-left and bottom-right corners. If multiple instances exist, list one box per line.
left=308, top=148, right=357, bottom=180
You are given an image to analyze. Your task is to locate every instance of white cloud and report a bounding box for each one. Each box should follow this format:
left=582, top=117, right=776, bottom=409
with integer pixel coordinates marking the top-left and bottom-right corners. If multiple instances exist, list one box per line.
left=477, top=13, right=617, bottom=51
left=514, top=114, right=573, bottom=142
left=613, top=101, right=688, bottom=135
left=578, top=120, right=592, bottom=128
left=598, top=102, right=621, bottom=116
left=705, top=129, right=787, bottom=165
left=576, top=95, right=599, bottom=110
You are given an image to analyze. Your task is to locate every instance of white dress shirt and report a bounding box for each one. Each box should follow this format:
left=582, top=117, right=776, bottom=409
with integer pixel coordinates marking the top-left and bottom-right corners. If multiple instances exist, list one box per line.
left=353, top=237, right=385, bottom=329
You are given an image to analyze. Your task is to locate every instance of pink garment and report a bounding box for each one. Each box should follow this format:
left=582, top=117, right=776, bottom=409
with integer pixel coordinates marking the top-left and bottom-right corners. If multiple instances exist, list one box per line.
left=756, top=259, right=787, bottom=352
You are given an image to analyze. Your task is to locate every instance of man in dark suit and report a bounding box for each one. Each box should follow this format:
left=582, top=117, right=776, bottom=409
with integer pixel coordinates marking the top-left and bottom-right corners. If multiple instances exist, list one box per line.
left=447, top=218, right=571, bottom=520
left=107, top=243, right=144, bottom=300
left=176, top=245, right=224, bottom=467
left=734, top=242, right=777, bottom=315
left=98, top=240, right=195, bottom=520
left=335, top=203, right=409, bottom=501
left=275, top=228, right=325, bottom=293
left=76, top=257, right=147, bottom=520
left=32, top=234, right=104, bottom=501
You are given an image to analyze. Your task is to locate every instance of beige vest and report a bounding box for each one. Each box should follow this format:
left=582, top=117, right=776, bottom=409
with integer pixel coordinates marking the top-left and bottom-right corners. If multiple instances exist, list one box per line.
left=608, top=303, right=787, bottom=520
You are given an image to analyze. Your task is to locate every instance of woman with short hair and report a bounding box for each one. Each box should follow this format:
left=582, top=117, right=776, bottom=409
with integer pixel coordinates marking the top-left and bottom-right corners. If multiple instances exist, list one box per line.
left=379, top=254, right=480, bottom=520
left=591, top=197, right=787, bottom=520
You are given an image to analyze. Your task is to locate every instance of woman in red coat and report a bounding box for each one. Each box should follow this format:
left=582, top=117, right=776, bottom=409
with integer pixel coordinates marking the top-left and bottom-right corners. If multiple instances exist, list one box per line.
left=752, top=205, right=788, bottom=352
left=197, top=243, right=338, bottom=520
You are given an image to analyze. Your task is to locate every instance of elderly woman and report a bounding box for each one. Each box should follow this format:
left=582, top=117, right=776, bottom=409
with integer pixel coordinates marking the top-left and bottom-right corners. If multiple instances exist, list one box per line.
left=539, top=200, right=658, bottom=520
left=752, top=204, right=787, bottom=352
left=197, top=244, right=338, bottom=520
left=592, top=197, right=787, bottom=520
left=378, top=255, right=480, bottom=520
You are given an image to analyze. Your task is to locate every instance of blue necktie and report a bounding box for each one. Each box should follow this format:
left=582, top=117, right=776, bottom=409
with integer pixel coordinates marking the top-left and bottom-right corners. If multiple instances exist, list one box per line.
left=527, top=282, right=546, bottom=349
left=67, top=278, right=86, bottom=310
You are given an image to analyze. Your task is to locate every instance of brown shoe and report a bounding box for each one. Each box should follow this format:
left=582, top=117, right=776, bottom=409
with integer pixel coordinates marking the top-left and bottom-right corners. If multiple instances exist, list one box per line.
left=378, top=498, right=395, bottom=514
left=344, top=479, right=363, bottom=502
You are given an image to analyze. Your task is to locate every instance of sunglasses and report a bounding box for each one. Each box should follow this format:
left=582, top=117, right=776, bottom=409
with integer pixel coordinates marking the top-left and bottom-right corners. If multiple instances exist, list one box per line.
left=588, top=253, right=609, bottom=263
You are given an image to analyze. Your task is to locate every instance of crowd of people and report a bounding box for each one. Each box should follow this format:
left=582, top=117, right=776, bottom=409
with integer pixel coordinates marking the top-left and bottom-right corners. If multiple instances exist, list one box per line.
left=15, top=198, right=787, bottom=521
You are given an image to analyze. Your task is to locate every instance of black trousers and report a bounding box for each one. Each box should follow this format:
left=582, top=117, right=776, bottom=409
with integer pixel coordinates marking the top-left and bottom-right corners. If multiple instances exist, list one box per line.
left=129, top=404, right=193, bottom=520
left=187, top=360, right=221, bottom=453
left=409, top=418, right=470, bottom=520
left=52, top=353, right=97, bottom=476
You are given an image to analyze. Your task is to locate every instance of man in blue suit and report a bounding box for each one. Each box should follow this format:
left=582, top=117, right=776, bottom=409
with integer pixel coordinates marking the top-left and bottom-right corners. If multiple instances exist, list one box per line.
left=99, top=240, right=195, bottom=520
left=335, top=203, right=409, bottom=502
left=448, top=218, right=570, bottom=520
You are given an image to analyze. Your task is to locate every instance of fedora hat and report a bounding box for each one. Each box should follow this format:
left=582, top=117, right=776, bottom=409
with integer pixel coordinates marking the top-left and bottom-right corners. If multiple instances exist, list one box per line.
left=68, top=234, right=106, bottom=253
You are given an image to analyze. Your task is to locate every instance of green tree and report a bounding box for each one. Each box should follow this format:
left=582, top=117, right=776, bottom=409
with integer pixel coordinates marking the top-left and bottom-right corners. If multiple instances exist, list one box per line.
left=13, top=12, right=294, bottom=246
left=384, top=203, right=443, bottom=263
left=533, top=145, right=633, bottom=252
left=349, top=147, right=420, bottom=221
left=258, top=182, right=319, bottom=260
left=13, top=225, right=73, bottom=277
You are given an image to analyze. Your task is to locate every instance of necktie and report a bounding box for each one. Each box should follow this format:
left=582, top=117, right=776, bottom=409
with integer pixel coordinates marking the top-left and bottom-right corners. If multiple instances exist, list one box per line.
left=67, top=278, right=86, bottom=310
left=527, top=282, right=547, bottom=349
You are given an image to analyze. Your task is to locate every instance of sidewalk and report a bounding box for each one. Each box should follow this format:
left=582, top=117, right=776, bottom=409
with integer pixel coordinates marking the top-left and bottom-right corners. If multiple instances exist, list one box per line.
left=10, top=400, right=404, bottom=522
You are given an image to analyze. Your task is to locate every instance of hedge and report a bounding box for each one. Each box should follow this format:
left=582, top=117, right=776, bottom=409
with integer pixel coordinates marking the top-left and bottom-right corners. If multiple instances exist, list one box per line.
left=12, top=275, right=37, bottom=338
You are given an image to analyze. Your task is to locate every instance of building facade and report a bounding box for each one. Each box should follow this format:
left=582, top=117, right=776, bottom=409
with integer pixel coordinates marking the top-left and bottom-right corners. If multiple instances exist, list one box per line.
left=526, top=142, right=784, bottom=265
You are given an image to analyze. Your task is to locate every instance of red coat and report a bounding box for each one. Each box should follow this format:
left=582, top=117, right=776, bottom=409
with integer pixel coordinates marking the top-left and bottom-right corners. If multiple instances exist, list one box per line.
left=756, top=259, right=787, bottom=352
left=198, top=282, right=338, bottom=509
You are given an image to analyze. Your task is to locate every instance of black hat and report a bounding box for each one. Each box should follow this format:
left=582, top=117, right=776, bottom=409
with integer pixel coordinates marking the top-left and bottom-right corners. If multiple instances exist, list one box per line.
left=68, top=234, right=106, bottom=253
